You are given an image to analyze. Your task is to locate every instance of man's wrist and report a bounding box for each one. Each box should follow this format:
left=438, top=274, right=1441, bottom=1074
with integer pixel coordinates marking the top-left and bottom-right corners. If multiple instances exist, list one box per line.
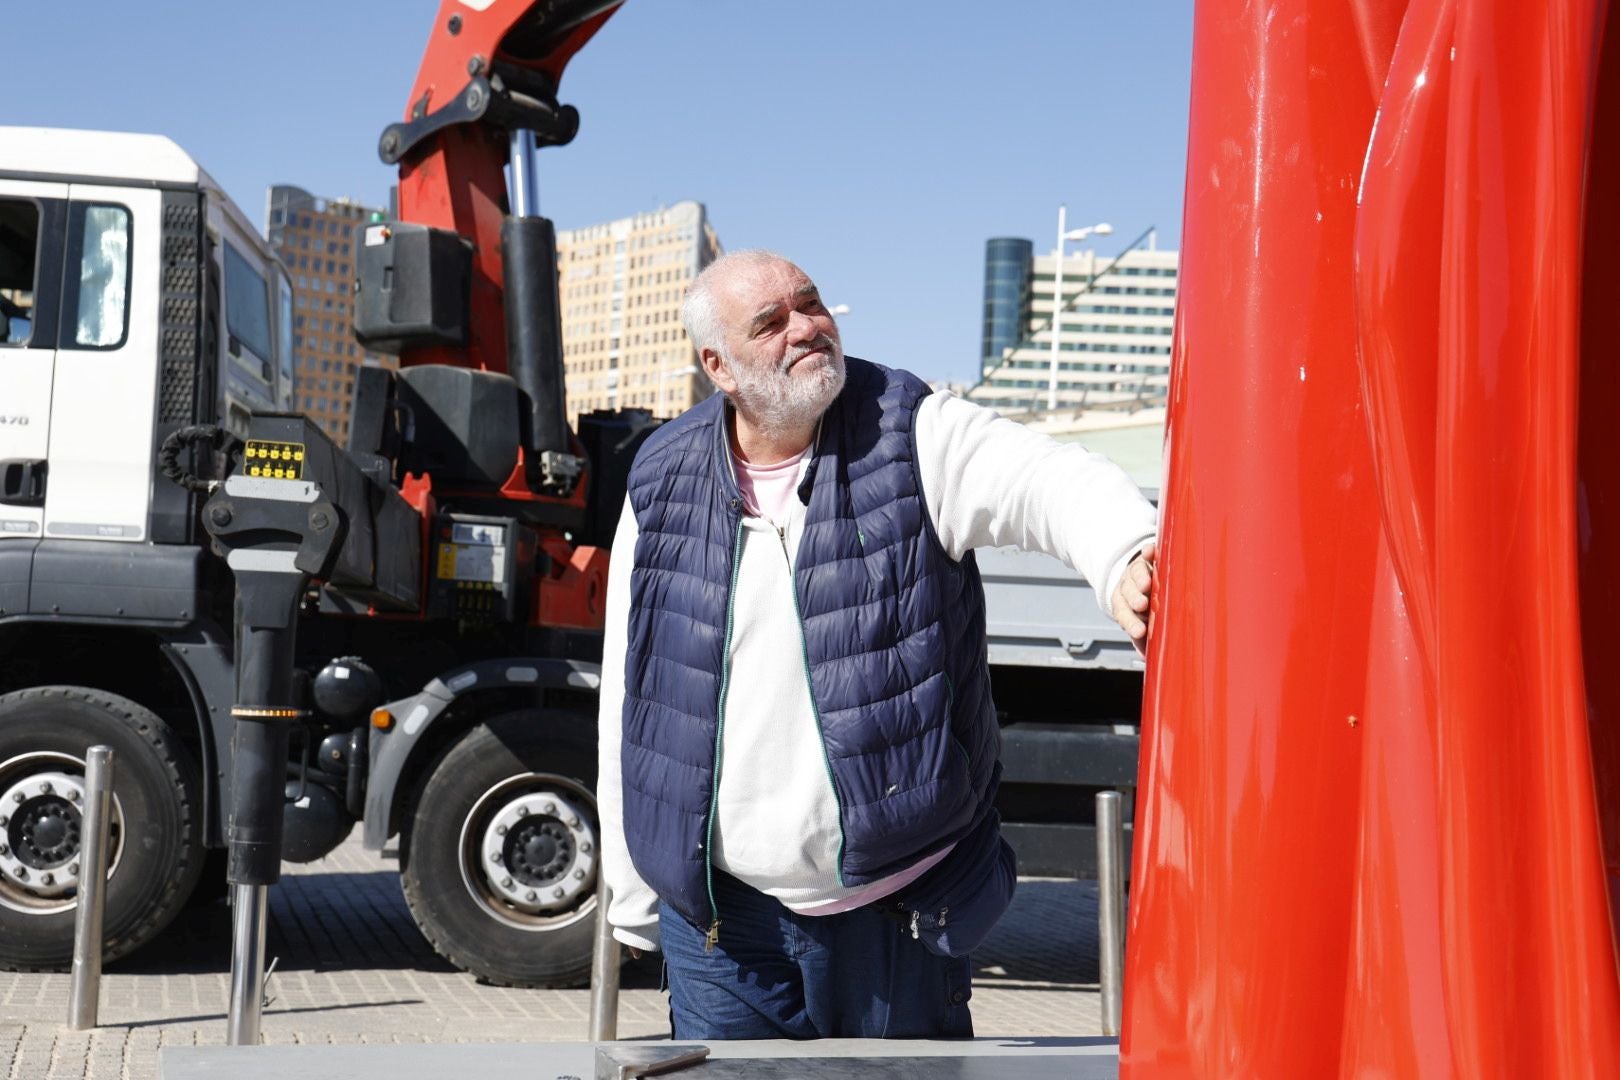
left=611, top=925, right=660, bottom=953
left=1102, top=537, right=1156, bottom=618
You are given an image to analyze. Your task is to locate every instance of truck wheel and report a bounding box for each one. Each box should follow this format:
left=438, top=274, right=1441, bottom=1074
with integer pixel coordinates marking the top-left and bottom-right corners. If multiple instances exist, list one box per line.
left=401, top=709, right=599, bottom=988
left=0, top=686, right=205, bottom=970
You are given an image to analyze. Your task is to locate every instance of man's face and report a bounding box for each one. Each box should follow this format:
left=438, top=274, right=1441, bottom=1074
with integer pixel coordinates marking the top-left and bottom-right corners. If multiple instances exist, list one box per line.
left=702, top=259, right=845, bottom=436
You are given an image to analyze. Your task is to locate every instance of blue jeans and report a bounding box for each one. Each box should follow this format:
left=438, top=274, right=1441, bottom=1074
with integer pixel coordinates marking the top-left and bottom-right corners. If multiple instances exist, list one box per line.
left=659, top=871, right=974, bottom=1040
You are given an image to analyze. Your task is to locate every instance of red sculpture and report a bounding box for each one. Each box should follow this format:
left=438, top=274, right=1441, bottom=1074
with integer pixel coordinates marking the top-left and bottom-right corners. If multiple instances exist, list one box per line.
left=1125, top=1, right=1620, bottom=1074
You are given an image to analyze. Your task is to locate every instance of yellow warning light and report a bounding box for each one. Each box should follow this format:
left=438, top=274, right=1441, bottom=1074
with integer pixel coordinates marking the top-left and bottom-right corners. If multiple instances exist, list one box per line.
left=244, top=440, right=307, bottom=480
left=371, top=708, right=395, bottom=731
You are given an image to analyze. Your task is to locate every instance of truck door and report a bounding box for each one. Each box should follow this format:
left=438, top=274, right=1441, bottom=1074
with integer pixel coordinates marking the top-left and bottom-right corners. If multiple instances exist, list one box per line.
left=218, top=221, right=280, bottom=436
left=0, top=181, right=67, bottom=540
left=43, top=185, right=160, bottom=542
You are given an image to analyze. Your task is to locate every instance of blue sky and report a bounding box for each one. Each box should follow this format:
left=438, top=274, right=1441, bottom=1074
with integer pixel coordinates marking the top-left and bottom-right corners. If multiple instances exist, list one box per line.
left=3, top=1, right=1192, bottom=385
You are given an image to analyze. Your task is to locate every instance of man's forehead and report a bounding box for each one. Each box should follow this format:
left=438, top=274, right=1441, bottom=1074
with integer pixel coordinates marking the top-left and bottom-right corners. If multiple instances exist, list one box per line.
left=718, top=260, right=818, bottom=308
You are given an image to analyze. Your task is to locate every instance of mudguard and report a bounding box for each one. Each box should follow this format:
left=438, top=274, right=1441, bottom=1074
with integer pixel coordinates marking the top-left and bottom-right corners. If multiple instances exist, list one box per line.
left=361, top=656, right=601, bottom=849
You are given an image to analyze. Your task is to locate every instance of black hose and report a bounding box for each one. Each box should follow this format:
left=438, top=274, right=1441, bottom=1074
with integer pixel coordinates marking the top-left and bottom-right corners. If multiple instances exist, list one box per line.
left=160, top=424, right=235, bottom=493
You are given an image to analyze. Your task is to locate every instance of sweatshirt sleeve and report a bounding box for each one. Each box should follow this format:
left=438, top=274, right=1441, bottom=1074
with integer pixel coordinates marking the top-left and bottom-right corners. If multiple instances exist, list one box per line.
left=915, top=391, right=1158, bottom=613
left=596, top=497, right=661, bottom=951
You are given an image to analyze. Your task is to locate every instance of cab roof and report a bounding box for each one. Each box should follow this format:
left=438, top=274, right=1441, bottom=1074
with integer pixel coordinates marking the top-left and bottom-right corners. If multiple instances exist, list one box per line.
left=0, top=127, right=219, bottom=188
left=0, top=126, right=277, bottom=268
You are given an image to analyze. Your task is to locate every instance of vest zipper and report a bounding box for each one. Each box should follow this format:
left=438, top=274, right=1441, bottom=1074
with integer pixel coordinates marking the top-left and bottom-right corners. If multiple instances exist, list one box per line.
left=704, top=514, right=747, bottom=951
left=777, top=524, right=847, bottom=887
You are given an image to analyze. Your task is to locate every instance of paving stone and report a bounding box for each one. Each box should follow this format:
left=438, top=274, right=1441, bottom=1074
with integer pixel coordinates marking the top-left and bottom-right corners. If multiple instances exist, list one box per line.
left=1, top=839, right=1103, bottom=1078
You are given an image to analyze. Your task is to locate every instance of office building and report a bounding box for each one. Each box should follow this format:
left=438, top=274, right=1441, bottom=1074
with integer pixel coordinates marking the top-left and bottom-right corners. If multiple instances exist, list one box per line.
left=265, top=185, right=392, bottom=442
left=970, top=238, right=1179, bottom=416
left=556, top=200, right=722, bottom=422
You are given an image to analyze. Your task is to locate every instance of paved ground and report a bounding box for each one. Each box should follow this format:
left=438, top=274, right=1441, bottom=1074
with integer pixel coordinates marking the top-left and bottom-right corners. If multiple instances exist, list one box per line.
left=0, top=838, right=1104, bottom=1079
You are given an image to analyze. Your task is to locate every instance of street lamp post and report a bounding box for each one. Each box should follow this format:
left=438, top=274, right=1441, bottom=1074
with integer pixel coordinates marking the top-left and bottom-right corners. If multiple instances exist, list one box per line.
left=1049, top=206, right=1113, bottom=412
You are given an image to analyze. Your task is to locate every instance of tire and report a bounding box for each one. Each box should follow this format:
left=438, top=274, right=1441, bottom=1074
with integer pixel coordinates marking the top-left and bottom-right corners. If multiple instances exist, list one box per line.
left=0, top=686, right=206, bottom=970
left=401, top=709, right=599, bottom=988
left=185, top=846, right=230, bottom=909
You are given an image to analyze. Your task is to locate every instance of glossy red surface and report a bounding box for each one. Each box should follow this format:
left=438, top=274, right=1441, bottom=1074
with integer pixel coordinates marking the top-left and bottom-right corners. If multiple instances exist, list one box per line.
left=1126, top=1, right=1620, bottom=1074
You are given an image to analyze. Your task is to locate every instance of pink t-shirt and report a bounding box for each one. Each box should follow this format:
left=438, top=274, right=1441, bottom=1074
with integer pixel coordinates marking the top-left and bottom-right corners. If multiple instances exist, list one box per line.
left=735, top=447, right=808, bottom=525
left=733, top=444, right=957, bottom=915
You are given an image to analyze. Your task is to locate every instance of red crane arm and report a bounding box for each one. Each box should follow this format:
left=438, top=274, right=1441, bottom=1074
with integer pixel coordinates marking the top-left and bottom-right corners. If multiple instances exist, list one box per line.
left=388, top=0, right=625, bottom=376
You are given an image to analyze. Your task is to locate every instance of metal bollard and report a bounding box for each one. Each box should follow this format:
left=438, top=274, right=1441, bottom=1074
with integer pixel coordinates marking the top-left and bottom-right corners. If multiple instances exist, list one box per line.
left=588, top=875, right=620, bottom=1041
left=1097, top=790, right=1126, bottom=1037
left=69, top=745, right=115, bottom=1030
left=226, top=883, right=271, bottom=1045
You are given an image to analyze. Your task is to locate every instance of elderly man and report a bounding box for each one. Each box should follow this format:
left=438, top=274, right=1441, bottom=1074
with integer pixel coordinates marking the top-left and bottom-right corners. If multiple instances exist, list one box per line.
left=597, top=250, right=1156, bottom=1040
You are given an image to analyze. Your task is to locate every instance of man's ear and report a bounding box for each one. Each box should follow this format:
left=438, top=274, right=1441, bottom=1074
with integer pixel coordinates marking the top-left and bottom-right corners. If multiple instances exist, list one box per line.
left=702, top=348, right=736, bottom=395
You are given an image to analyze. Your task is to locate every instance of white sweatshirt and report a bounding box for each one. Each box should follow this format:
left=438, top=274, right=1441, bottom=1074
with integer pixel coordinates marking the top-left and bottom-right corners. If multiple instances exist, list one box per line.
left=597, top=390, right=1157, bottom=950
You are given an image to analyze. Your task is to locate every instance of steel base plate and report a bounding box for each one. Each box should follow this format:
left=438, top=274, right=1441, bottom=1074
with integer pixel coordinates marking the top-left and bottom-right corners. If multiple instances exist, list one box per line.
left=159, top=1037, right=1119, bottom=1080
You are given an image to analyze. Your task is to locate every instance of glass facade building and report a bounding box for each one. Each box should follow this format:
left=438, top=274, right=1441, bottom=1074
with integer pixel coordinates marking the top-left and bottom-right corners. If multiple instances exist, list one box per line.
left=969, top=240, right=1179, bottom=416
left=981, top=237, right=1034, bottom=369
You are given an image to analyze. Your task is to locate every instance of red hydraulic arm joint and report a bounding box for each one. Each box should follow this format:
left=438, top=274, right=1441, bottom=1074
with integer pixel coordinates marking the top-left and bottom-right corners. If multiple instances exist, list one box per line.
left=366, top=0, right=624, bottom=628
left=382, top=0, right=623, bottom=378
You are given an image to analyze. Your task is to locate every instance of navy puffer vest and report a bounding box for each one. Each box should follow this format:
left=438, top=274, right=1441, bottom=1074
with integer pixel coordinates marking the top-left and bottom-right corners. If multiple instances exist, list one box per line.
left=620, top=357, right=999, bottom=932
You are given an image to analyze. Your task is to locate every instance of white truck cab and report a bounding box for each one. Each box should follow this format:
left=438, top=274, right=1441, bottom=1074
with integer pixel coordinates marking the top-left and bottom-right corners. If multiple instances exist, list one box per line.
left=0, top=127, right=291, bottom=547
left=0, top=129, right=304, bottom=970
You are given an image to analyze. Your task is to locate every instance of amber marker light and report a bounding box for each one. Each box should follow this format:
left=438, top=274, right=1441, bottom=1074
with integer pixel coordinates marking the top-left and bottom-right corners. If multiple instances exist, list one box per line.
left=371, top=708, right=395, bottom=731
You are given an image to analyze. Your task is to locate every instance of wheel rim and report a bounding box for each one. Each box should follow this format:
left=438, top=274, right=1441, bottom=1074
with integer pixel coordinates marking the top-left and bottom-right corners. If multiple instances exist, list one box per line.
left=457, top=772, right=598, bottom=932
left=0, top=752, right=126, bottom=915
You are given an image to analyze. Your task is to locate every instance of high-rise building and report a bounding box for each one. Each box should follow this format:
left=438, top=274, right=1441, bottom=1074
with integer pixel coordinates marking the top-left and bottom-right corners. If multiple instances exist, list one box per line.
left=969, top=239, right=1179, bottom=416
left=265, top=185, right=391, bottom=443
left=981, top=237, right=1035, bottom=367
left=556, top=201, right=722, bottom=422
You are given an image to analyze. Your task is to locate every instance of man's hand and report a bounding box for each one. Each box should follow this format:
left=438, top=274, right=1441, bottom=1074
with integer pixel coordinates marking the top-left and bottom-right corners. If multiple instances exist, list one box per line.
left=1111, top=542, right=1157, bottom=649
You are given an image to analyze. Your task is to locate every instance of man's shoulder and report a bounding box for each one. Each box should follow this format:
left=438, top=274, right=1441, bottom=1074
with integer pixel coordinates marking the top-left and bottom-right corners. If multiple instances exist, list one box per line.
left=630, top=393, right=724, bottom=481
left=842, top=357, right=933, bottom=405
left=838, top=358, right=934, bottom=437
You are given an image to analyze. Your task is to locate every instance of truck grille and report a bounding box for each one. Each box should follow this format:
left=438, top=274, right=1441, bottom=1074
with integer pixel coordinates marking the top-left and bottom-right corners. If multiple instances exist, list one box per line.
left=158, top=194, right=205, bottom=424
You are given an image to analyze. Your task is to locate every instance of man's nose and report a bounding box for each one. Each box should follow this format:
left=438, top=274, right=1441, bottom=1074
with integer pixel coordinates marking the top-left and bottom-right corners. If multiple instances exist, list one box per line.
left=786, top=309, right=822, bottom=344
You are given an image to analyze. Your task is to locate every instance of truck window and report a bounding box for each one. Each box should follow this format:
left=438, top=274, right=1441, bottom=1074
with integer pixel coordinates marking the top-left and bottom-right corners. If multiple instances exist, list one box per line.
left=65, top=204, right=131, bottom=349
left=224, top=242, right=273, bottom=365
left=0, top=199, right=40, bottom=347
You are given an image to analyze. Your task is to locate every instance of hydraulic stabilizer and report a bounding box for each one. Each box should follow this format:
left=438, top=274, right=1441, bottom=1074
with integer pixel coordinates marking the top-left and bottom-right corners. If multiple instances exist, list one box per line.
left=201, top=472, right=341, bottom=1044
left=198, top=416, right=421, bottom=1042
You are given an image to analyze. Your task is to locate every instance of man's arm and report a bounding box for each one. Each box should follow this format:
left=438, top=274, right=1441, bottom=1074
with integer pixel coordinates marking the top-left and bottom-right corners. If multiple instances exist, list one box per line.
left=916, top=392, right=1158, bottom=629
left=597, top=497, right=662, bottom=951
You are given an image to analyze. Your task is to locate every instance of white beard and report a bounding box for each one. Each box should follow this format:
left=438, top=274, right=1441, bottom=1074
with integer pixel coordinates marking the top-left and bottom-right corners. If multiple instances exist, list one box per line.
left=723, top=336, right=847, bottom=436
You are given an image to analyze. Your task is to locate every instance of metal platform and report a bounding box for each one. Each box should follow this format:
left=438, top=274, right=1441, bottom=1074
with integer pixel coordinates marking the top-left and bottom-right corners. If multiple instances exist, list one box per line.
left=158, top=1036, right=1120, bottom=1079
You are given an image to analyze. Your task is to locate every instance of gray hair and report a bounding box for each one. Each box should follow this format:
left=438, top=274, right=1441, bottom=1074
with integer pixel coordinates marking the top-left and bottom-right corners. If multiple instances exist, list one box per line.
left=681, top=249, right=798, bottom=359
